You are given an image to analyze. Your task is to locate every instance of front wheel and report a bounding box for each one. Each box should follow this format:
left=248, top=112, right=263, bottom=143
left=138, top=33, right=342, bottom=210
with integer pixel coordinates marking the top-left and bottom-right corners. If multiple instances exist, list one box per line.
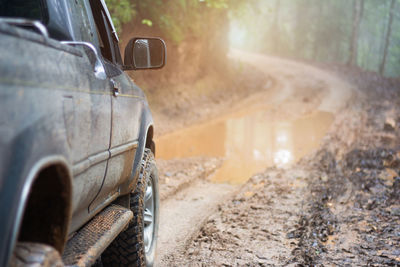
left=102, top=149, right=159, bottom=267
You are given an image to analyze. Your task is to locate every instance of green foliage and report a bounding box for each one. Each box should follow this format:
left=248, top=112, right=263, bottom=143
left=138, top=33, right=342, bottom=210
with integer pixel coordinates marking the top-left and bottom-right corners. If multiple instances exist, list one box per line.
left=105, top=0, right=245, bottom=44
left=104, top=0, right=136, bottom=34
left=133, top=0, right=225, bottom=44
left=201, top=0, right=229, bottom=9
left=141, top=19, right=152, bottom=27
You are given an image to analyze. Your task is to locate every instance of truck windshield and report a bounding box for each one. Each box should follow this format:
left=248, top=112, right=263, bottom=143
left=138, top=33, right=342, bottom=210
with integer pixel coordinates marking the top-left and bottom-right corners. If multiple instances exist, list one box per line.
left=0, top=0, right=48, bottom=23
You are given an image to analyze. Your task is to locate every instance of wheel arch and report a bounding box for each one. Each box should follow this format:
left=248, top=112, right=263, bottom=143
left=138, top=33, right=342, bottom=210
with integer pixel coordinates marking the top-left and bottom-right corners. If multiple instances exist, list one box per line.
left=134, top=122, right=155, bottom=180
left=145, top=124, right=155, bottom=155
left=120, top=108, right=155, bottom=195
left=13, top=156, right=72, bottom=254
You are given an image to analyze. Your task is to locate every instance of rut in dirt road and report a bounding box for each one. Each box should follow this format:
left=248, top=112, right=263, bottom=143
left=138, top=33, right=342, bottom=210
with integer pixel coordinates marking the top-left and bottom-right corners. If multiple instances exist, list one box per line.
left=155, top=51, right=358, bottom=265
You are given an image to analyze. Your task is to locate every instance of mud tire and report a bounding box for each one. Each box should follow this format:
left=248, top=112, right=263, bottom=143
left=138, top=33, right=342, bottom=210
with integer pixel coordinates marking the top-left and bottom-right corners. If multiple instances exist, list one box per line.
left=10, top=242, right=63, bottom=267
left=102, top=149, right=159, bottom=267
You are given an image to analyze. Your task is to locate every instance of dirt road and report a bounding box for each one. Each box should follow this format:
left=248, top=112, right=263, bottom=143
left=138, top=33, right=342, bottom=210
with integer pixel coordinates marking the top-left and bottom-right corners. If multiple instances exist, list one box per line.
left=153, top=51, right=400, bottom=265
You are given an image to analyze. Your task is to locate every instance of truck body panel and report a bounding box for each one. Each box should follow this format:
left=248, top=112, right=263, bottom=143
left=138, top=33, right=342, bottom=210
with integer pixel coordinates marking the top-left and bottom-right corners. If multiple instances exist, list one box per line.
left=0, top=0, right=158, bottom=265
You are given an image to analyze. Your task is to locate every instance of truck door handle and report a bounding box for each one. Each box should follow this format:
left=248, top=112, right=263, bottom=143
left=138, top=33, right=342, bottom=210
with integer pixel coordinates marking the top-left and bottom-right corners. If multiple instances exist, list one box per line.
left=110, top=79, right=120, bottom=96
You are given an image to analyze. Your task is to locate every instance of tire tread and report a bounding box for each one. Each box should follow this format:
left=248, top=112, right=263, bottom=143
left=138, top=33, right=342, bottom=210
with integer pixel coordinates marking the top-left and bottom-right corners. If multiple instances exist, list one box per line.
left=10, top=242, right=63, bottom=267
left=102, top=149, right=157, bottom=267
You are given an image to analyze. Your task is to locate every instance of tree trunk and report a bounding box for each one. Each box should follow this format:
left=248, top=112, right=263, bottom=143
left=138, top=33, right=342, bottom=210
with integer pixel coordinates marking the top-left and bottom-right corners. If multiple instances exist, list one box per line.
left=348, top=0, right=363, bottom=66
left=359, top=0, right=365, bottom=21
left=379, top=0, right=396, bottom=75
left=313, top=1, right=324, bottom=60
left=272, top=0, right=281, bottom=54
left=295, top=0, right=308, bottom=58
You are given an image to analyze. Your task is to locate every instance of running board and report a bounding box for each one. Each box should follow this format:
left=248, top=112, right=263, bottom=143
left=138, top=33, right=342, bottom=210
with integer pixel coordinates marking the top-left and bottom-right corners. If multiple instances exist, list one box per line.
left=62, top=205, right=133, bottom=267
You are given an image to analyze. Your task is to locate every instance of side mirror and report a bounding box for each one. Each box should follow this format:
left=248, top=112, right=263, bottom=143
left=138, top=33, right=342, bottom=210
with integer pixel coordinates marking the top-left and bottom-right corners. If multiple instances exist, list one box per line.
left=124, top=37, right=166, bottom=70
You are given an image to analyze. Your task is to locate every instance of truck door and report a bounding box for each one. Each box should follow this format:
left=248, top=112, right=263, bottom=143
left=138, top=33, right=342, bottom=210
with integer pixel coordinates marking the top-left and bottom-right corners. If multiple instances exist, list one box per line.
left=86, top=0, right=142, bottom=214
left=63, top=0, right=113, bottom=234
left=66, top=54, right=112, bottom=234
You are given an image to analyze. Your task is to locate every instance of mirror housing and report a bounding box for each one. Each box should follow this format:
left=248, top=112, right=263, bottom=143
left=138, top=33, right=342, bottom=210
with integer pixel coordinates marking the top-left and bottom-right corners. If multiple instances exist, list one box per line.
left=124, top=37, right=166, bottom=70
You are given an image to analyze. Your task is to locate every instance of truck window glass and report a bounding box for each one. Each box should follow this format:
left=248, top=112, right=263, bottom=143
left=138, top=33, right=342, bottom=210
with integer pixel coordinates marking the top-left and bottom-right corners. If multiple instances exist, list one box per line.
left=103, top=10, right=123, bottom=66
left=0, top=0, right=48, bottom=23
left=89, top=0, right=113, bottom=62
left=88, top=0, right=122, bottom=66
left=100, top=10, right=116, bottom=62
left=75, top=0, right=94, bottom=44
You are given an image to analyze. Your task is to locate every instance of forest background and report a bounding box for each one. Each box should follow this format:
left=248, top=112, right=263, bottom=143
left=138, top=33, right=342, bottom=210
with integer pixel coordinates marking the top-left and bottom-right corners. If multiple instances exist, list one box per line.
left=105, top=0, right=400, bottom=94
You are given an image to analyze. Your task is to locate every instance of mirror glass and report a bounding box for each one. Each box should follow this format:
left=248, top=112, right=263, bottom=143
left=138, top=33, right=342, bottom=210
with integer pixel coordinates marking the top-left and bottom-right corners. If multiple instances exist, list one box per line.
left=133, top=38, right=165, bottom=69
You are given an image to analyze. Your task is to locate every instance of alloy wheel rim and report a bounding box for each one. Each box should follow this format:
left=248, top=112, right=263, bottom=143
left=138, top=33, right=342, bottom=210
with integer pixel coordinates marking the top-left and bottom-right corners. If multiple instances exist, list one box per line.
left=143, top=175, right=154, bottom=253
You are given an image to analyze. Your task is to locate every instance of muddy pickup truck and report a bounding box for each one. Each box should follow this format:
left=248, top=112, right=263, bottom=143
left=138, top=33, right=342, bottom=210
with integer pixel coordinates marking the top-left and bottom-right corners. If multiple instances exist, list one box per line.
left=0, top=0, right=165, bottom=266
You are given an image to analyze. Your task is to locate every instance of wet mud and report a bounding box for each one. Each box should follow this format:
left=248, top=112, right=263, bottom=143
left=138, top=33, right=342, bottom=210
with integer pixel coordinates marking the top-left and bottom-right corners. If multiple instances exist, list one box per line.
left=291, top=148, right=400, bottom=266
left=157, top=157, right=223, bottom=201
left=163, top=64, right=400, bottom=266
left=288, top=67, right=400, bottom=266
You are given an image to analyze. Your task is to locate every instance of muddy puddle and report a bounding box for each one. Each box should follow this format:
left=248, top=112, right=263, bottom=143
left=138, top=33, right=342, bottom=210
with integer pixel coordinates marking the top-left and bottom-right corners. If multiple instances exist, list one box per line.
left=156, top=110, right=334, bottom=184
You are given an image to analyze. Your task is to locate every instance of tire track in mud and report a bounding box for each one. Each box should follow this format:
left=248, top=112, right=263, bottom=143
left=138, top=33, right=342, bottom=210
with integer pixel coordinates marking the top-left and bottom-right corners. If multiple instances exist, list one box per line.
left=156, top=179, right=236, bottom=265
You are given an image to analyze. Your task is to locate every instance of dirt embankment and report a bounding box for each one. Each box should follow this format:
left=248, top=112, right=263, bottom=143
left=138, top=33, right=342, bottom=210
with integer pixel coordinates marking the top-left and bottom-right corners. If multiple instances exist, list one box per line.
left=161, top=63, right=400, bottom=265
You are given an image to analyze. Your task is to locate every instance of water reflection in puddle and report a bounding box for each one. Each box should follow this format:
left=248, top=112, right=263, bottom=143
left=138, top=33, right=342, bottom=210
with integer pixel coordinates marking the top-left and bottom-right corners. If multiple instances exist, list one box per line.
left=156, top=111, right=333, bottom=184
